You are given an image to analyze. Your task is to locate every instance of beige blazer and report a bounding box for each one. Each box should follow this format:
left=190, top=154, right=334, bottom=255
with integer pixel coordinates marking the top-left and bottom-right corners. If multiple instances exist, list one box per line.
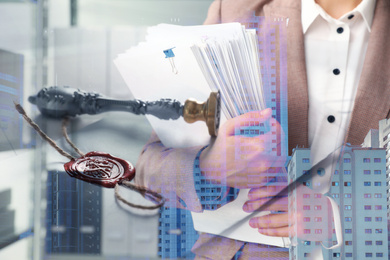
left=136, top=0, right=390, bottom=259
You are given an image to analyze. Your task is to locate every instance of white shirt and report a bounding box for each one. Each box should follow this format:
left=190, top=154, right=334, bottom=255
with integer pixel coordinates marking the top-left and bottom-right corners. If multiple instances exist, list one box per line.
left=302, top=0, right=376, bottom=165
left=300, top=0, right=376, bottom=257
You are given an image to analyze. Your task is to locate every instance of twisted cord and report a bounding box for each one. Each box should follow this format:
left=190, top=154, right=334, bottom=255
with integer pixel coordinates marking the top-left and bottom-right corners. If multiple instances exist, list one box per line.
left=115, top=180, right=165, bottom=210
left=62, top=117, right=85, bottom=157
left=14, top=102, right=75, bottom=161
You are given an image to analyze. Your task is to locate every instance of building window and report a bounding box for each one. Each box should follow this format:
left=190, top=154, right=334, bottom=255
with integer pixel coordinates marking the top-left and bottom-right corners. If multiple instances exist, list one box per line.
left=303, top=205, right=310, bottom=210
left=303, top=241, right=311, bottom=245
left=314, top=193, right=321, bottom=198
left=345, top=217, right=352, bottom=222
left=374, top=158, right=381, bottom=163
left=375, top=217, right=382, bottom=222
left=334, top=170, right=339, bottom=175
left=374, top=193, right=382, bottom=198
left=345, top=253, right=352, bottom=257
left=364, top=205, right=371, bottom=210
left=315, top=229, right=322, bottom=234
left=364, top=217, right=372, bottom=222
left=344, top=205, right=352, bottom=210
left=365, top=241, right=372, bottom=245
left=332, top=193, right=339, bottom=198
left=345, top=229, right=352, bottom=234
left=344, top=170, right=351, bottom=175
left=302, top=158, right=310, bottom=163
left=304, top=253, right=311, bottom=257
left=332, top=181, right=339, bottom=186
left=375, top=205, right=382, bottom=210
left=344, top=182, right=351, bottom=186
left=315, top=241, right=321, bottom=246
left=314, top=205, right=322, bottom=210
left=375, top=229, right=383, bottom=233
left=365, top=229, right=372, bottom=234
left=365, top=253, right=372, bottom=257
left=364, top=193, right=371, bottom=198
left=303, top=194, right=310, bottom=198
left=304, top=229, right=310, bottom=234
left=314, top=217, right=322, bottom=222
left=345, top=241, right=352, bottom=245
left=303, top=217, right=310, bottom=222
left=344, top=193, right=351, bottom=198
left=364, top=170, right=371, bottom=175
left=363, top=158, right=371, bottom=163
left=376, top=253, right=383, bottom=257
left=303, top=181, right=310, bottom=187
left=376, top=241, right=383, bottom=245
left=374, top=182, right=381, bottom=186
left=374, top=170, right=381, bottom=174
left=364, top=182, right=371, bottom=186
left=344, top=158, right=351, bottom=163
left=333, top=253, right=340, bottom=257
left=302, top=170, right=310, bottom=175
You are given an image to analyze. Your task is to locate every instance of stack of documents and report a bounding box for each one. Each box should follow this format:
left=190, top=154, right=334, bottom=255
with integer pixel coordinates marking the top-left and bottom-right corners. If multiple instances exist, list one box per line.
left=114, top=23, right=265, bottom=147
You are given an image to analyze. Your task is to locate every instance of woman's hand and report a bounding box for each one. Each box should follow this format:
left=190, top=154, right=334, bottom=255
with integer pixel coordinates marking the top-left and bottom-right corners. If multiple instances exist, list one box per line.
left=199, top=108, right=286, bottom=188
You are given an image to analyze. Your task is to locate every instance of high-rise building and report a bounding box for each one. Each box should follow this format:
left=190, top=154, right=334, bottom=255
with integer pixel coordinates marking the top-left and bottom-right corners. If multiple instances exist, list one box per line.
left=158, top=207, right=198, bottom=259
left=241, top=15, right=288, bottom=157
left=377, top=119, right=390, bottom=219
left=45, top=171, right=102, bottom=255
left=374, top=119, right=390, bottom=259
left=288, top=145, right=388, bottom=259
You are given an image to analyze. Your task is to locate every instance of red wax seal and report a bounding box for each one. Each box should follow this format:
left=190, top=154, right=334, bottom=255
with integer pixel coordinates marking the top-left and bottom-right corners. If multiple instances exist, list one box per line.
left=64, top=151, right=135, bottom=188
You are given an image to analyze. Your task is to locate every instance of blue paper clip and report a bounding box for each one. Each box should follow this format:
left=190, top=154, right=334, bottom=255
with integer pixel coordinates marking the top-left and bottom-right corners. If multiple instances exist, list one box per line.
left=163, top=47, right=178, bottom=74
left=163, top=48, right=175, bottom=58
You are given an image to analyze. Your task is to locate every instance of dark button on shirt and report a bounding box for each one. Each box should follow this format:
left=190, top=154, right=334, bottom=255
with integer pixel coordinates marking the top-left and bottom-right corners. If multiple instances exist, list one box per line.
left=327, top=115, right=336, bottom=123
left=337, top=27, right=344, bottom=34
left=333, top=68, right=340, bottom=75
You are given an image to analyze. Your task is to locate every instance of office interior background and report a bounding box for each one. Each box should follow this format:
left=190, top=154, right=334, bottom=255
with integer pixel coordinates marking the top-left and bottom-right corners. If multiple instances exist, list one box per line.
left=0, top=1, right=212, bottom=259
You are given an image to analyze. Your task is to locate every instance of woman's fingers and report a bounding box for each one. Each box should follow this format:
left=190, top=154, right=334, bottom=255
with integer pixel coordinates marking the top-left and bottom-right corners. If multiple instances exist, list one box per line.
left=243, top=195, right=288, bottom=212
left=249, top=212, right=290, bottom=237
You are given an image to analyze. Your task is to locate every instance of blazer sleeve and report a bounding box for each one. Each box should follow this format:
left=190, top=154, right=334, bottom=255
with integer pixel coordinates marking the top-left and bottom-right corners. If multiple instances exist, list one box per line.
left=134, top=131, right=204, bottom=212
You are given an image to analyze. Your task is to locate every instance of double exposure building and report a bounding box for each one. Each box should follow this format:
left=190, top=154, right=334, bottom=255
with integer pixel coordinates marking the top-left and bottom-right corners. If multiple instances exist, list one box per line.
left=288, top=145, right=388, bottom=259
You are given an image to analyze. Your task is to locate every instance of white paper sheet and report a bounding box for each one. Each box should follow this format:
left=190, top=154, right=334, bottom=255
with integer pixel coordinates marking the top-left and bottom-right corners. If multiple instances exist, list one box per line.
left=191, top=189, right=290, bottom=247
left=114, top=40, right=214, bottom=148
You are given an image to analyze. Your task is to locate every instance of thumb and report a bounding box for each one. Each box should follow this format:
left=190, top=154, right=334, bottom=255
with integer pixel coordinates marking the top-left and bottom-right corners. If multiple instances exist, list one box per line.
left=223, top=108, right=272, bottom=136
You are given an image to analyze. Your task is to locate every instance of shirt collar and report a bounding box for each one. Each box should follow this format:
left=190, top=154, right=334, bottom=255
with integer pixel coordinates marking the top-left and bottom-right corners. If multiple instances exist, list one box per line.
left=301, top=0, right=321, bottom=33
left=354, top=0, right=376, bottom=32
left=301, top=0, right=377, bottom=33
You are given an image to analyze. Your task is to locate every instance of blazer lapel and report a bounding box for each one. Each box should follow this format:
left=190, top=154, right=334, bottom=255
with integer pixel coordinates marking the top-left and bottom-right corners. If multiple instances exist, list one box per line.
left=346, top=0, right=390, bottom=145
